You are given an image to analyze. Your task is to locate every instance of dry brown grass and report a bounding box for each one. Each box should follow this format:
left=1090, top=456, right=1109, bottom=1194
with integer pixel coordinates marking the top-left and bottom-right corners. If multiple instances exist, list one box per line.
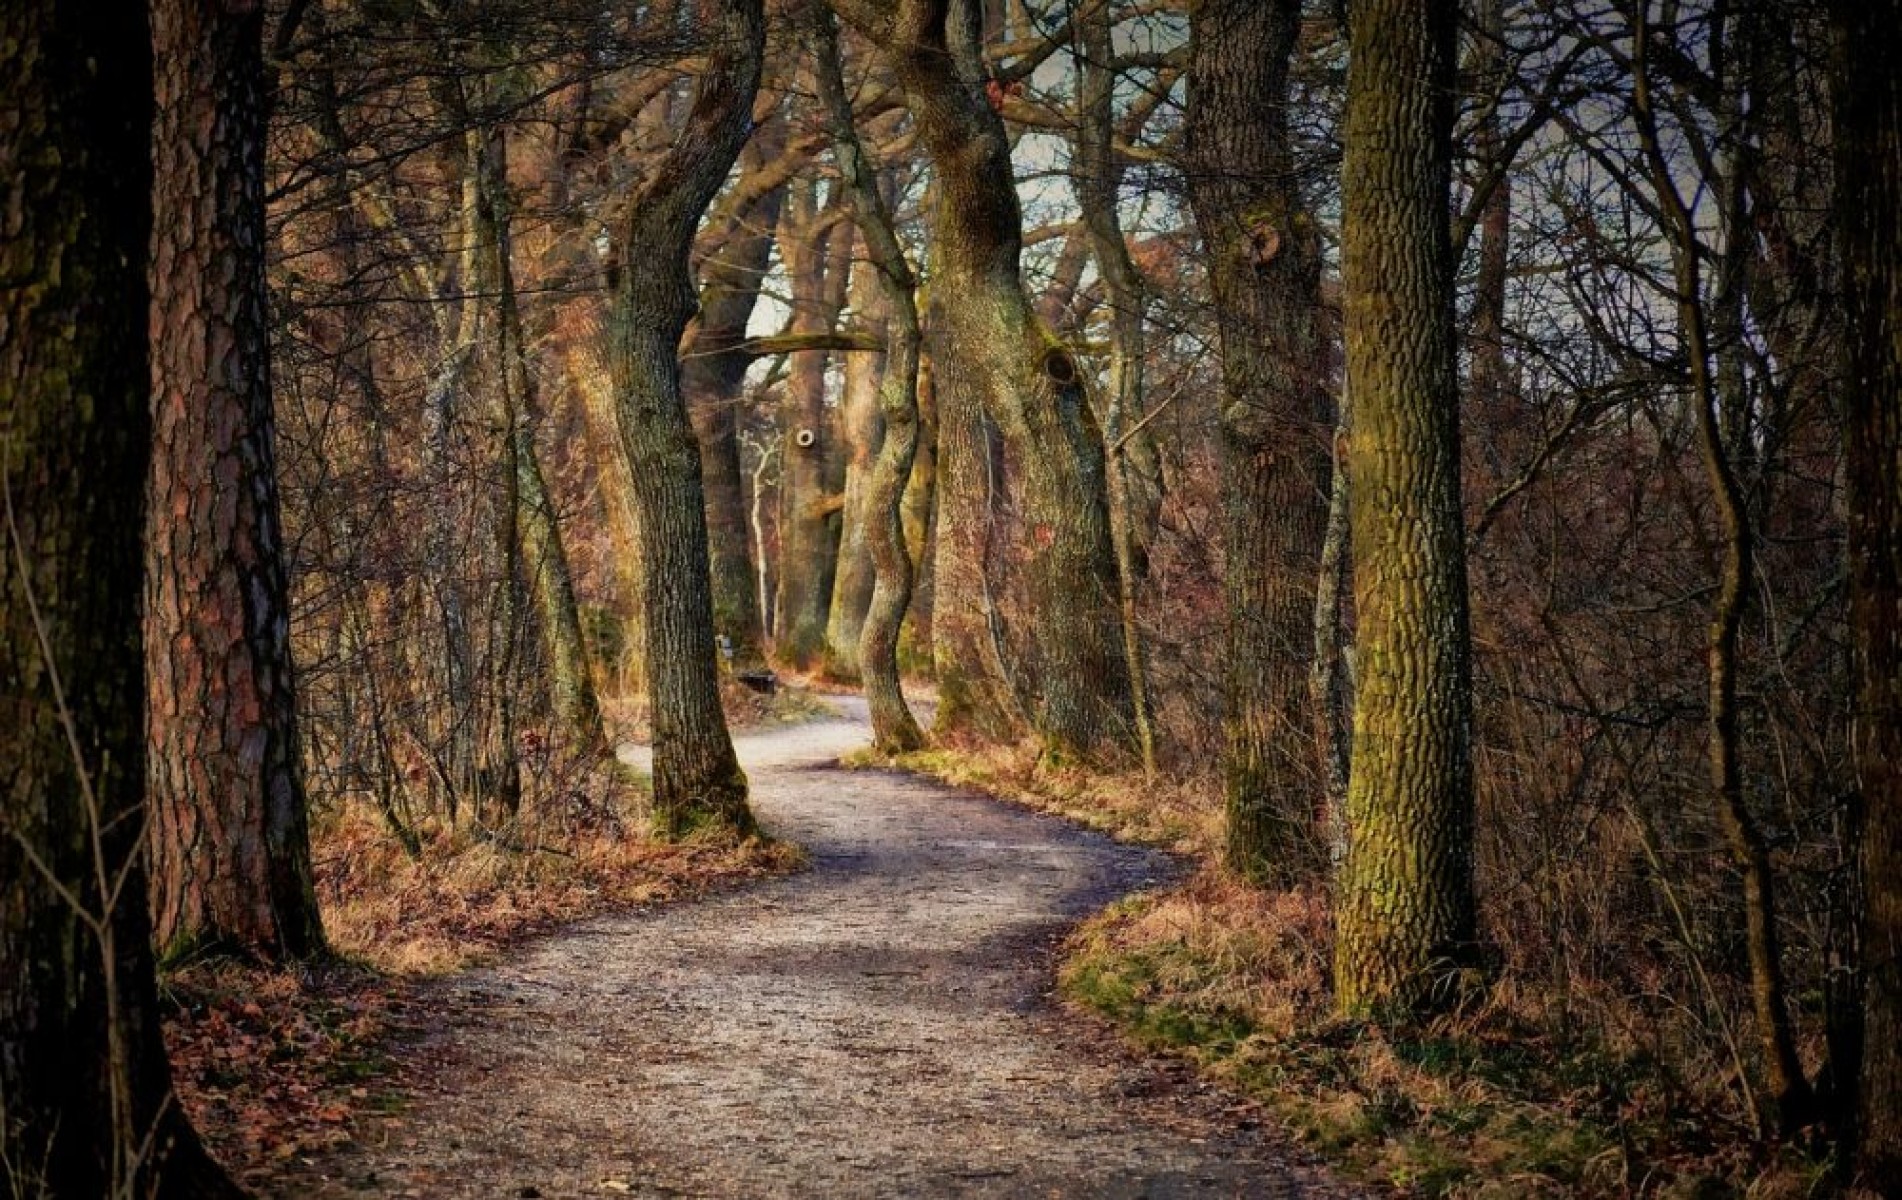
left=877, top=742, right=1833, bottom=1196
left=313, top=762, right=802, bottom=975
left=859, top=737, right=1221, bottom=854
left=1062, top=869, right=1826, bottom=1198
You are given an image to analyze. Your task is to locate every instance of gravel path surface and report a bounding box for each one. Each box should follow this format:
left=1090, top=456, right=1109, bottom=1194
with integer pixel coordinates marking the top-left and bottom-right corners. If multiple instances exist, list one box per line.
left=291, top=701, right=1352, bottom=1199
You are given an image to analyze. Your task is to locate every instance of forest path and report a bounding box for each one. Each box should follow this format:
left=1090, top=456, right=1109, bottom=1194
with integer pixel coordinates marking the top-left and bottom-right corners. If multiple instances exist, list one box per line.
left=293, top=700, right=1349, bottom=1198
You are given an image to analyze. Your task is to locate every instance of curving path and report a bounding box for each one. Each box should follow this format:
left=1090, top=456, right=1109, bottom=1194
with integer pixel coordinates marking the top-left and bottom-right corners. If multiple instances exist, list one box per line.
left=292, top=701, right=1352, bottom=1198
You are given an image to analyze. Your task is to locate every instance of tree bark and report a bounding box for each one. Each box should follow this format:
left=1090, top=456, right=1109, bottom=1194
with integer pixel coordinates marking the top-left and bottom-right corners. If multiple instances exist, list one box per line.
left=608, top=0, right=763, bottom=838
left=833, top=0, right=1133, bottom=759
left=0, top=4, right=243, bottom=1192
left=1184, top=0, right=1332, bottom=883
left=684, top=129, right=787, bottom=668
left=1831, top=0, right=1902, bottom=1187
left=825, top=264, right=890, bottom=681
left=772, top=183, right=852, bottom=672
left=814, top=10, right=927, bottom=752
left=1332, top=0, right=1480, bottom=1015
left=146, top=0, right=325, bottom=963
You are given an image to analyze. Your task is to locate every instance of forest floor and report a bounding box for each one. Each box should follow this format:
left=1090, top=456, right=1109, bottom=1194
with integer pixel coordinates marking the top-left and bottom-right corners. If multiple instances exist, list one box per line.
left=260, top=697, right=1353, bottom=1198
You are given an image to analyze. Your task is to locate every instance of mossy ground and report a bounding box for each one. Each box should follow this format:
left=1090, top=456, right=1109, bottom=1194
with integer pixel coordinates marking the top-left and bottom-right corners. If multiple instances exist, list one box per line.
left=877, top=741, right=1833, bottom=1199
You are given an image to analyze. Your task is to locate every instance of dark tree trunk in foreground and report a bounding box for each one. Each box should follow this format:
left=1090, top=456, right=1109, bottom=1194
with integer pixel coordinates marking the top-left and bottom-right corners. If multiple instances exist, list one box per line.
left=1833, top=0, right=1902, bottom=1187
left=0, top=4, right=242, bottom=1194
left=833, top=0, right=1133, bottom=759
left=145, top=0, right=325, bottom=963
left=814, top=9, right=926, bottom=752
left=609, top=0, right=763, bottom=838
left=1332, top=0, right=1480, bottom=1016
left=1184, top=0, right=1331, bottom=884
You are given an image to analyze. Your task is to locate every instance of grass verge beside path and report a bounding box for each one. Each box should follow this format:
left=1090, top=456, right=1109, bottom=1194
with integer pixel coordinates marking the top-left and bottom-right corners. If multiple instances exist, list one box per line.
left=863, top=739, right=1826, bottom=1199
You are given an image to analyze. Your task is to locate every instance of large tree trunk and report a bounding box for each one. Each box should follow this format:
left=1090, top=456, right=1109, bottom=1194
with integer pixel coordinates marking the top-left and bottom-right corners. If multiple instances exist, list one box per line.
left=1332, top=0, right=1480, bottom=1016
left=813, top=10, right=926, bottom=751
left=1832, top=0, right=1902, bottom=1187
left=0, top=5, right=242, bottom=1193
left=684, top=131, right=787, bottom=668
left=608, top=0, right=763, bottom=838
left=1184, top=0, right=1332, bottom=883
left=834, top=0, right=1132, bottom=759
left=145, top=0, right=325, bottom=963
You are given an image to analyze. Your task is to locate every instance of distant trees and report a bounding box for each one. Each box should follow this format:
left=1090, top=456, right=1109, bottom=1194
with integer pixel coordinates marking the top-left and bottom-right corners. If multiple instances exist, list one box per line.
left=609, top=0, right=764, bottom=837
left=831, top=0, right=1134, bottom=760
left=146, top=0, right=326, bottom=964
left=0, top=3, right=241, bottom=1193
left=1331, top=0, right=1479, bottom=1015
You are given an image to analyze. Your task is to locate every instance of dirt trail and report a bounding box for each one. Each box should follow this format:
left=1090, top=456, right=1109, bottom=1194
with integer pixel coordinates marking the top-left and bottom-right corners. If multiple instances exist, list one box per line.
left=293, top=701, right=1351, bottom=1198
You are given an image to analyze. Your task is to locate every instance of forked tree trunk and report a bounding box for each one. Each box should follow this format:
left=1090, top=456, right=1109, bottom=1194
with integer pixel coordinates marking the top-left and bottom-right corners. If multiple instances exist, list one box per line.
left=1184, top=0, right=1332, bottom=884
left=1332, top=0, right=1481, bottom=1016
left=813, top=10, right=926, bottom=751
left=146, top=0, right=325, bottom=962
left=608, top=0, right=763, bottom=838
left=833, top=0, right=1133, bottom=759
left=0, top=5, right=242, bottom=1193
left=1830, top=0, right=1902, bottom=1186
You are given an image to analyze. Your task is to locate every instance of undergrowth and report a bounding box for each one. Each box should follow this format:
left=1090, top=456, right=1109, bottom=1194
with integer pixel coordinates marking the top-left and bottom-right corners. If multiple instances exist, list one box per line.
left=887, top=741, right=1831, bottom=1199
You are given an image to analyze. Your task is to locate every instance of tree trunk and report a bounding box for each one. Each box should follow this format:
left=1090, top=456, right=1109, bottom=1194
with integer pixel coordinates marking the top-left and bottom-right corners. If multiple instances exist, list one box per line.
left=474, top=123, right=608, bottom=756
left=834, top=0, right=1133, bottom=759
left=684, top=130, right=787, bottom=668
left=0, top=5, right=242, bottom=1192
left=608, top=0, right=762, bottom=838
left=825, top=264, right=890, bottom=681
left=146, top=0, right=325, bottom=963
left=1079, top=0, right=1159, bottom=778
left=1630, top=10, right=1812, bottom=1129
left=1185, top=0, right=1332, bottom=884
left=1831, top=0, right=1902, bottom=1186
left=1332, top=0, right=1480, bottom=1015
left=773, top=184, right=852, bottom=672
left=813, top=9, right=926, bottom=752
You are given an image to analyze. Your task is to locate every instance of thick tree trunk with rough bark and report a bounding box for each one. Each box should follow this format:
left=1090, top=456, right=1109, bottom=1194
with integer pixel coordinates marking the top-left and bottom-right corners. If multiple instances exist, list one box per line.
left=0, top=6, right=242, bottom=1193
left=1332, top=0, right=1480, bottom=1016
left=833, top=0, right=1132, bottom=759
left=1185, top=0, right=1332, bottom=883
left=1832, top=0, right=1902, bottom=1187
left=145, top=0, right=325, bottom=963
left=814, top=10, right=926, bottom=751
left=609, top=0, right=762, bottom=838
